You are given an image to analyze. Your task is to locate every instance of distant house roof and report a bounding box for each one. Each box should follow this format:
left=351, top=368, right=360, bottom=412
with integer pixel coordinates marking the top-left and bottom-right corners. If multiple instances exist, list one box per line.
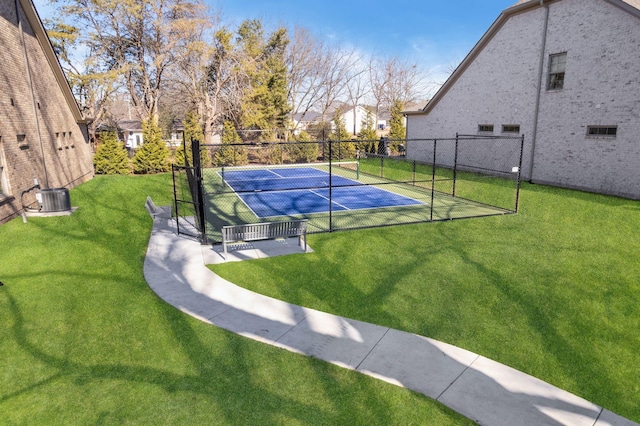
left=118, top=120, right=143, bottom=132
left=293, top=111, right=322, bottom=122
left=406, top=0, right=640, bottom=117
left=169, top=118, right=184, bottom=131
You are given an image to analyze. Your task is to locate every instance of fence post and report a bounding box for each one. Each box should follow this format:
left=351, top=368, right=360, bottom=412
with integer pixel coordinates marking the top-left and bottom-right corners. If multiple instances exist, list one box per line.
left=172, top=164, right=181, bottom=235
left=328, top=140, right=333, bottom=231
left=191, top=137, right=208, bottom=245
left=412, top=159, right=416, bottom=186
left=514, top=135, right=525, bottom=213
left=453, top=133, right=459, bottom=197
left=430, top=139, right=437, bottom=222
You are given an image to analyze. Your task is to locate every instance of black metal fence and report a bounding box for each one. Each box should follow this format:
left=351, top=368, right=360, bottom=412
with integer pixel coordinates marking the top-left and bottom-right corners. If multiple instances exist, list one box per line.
left=174, top=135, right=524, bottom=244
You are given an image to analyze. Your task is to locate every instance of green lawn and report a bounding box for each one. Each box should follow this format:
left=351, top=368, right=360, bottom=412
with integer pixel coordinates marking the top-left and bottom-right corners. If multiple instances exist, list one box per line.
left=211, top=183, right=640, bottom=423
left=0, top=175, right=471, bottom=425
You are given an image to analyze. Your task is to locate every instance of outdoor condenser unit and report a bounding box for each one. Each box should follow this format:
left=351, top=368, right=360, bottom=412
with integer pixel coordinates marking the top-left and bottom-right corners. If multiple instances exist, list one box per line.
left=36, top=188, right=71, bottom=212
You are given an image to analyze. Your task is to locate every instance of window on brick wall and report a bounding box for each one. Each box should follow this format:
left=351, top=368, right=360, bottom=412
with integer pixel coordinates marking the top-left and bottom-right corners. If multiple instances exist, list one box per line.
left=17, top=134, right=28, bottom=149
left=502, top=125, right=520, bottom=133
left=547, top=52, right=567, bottom=90
left=0, top=138, right=9, bottom=196
left=478, top=124, right=494, bottom=133
left=587, top=126, right=617, bottom=138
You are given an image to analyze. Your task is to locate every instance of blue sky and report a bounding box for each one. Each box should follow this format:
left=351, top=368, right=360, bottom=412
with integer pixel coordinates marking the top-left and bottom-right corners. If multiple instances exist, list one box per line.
left=33, top=0, right=517, bottom=92
left=215, top=0, right=517, bottom=82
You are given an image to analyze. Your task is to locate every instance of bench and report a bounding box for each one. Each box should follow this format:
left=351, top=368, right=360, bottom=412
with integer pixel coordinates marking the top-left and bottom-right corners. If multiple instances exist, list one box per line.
left=145, top=196, right=172, bottom=220
left=221, top=220, right=308, bottom=258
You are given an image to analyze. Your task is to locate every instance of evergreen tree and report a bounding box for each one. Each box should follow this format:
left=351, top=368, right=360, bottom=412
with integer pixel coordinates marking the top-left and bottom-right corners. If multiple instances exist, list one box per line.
left=175, top=111, right=211, bottom=168
left=287, top=131, right=318, bottom=163
left=389, top=99, right=406, bottom=152
left=93, top=130, right=130, bottom=174
left=357, top=108, right=378, bottom=154
left=238, top=20, right=291, bottom=140
left=213, top=121, right=247, bottom=166
left=328, top=110, right=355, bottom=160
left=132, top=119, right=170, bottom=174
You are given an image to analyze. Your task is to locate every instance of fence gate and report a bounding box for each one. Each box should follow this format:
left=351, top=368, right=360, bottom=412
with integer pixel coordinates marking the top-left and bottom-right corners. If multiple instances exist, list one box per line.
left=172, top=138, right=208, bottom=243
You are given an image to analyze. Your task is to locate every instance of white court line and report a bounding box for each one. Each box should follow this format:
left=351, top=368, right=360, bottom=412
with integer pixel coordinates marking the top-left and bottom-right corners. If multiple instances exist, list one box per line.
left=308, top=189, right=351, bottom=211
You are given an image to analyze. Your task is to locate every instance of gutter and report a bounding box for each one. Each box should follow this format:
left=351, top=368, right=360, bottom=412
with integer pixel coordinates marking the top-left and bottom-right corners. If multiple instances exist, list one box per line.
left=16, top=0, right=49, bottom=187
left=528, top=0, right=550, bottom=181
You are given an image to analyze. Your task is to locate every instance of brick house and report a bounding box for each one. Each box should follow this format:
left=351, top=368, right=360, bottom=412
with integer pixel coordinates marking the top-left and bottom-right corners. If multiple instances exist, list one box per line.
left=405, top=0, right=640, bottom=200
left=0, top=0, right=93, bottom=224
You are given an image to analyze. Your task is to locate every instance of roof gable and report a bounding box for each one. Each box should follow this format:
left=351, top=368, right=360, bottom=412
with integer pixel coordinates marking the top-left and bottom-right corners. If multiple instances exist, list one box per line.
left=20, top=0, right=84, bottom=123
left=408, top=0, right=640, bottom=116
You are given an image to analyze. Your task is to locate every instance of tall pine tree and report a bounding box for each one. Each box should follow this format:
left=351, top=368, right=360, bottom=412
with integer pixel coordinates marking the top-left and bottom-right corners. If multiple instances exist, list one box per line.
left=237, top=20, right=291, bottom=141
left=175, top=111, right=211, bottom=167
left=132, top=119, right=170, bottom=174
left=213, top=121, right=247, bottom=166
left=389, top=99, right=406, bottom=142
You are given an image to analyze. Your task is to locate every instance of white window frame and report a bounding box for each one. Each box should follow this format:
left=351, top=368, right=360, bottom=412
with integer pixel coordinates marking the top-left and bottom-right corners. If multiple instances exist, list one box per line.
left=547, top=52, right=567, bottom=90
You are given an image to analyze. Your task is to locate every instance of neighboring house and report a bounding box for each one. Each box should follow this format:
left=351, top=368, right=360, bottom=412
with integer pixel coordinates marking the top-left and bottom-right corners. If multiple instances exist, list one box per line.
left=117, top=119, right=184, bottom=149
left=0, top=0, right=94, bottom=225
left=341, top=105, right=375, bottom=136
left=118, top=120, right=144, bottom=149
left=377, top=113, right=389, bottom=132
left=118, top=119, right=184, bottom=149
left=291, top=111, right=322, bottom=135
left=405, top=0, right=640, bottom=200
left=166, top=119, right=184, bottom=147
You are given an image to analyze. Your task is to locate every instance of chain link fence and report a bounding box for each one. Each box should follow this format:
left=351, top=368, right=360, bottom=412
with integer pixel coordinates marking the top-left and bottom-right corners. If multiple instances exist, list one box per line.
left=173, top=135, right=524, bottom=244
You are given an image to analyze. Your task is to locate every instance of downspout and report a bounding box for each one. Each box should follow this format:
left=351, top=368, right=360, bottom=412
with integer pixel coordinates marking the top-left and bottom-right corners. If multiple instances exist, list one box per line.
left=16, top=0, right=49, bottom=188
left=404, top=113, right=410, bottom=158
left=528, top=0, right=549, bottom=181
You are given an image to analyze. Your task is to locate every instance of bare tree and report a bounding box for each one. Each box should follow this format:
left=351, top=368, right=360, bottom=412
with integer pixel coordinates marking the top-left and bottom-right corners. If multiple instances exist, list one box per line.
left=344, top=52, right=370, bottom=136
left=369, top=56, right=429, bottom=123
left=57, top=0, right=209, bottom=123
left=286, top=27, right=326, bottom=134
left=44, top=18, right=119, bottom=142
left=316, top=44, right=356, bottom=123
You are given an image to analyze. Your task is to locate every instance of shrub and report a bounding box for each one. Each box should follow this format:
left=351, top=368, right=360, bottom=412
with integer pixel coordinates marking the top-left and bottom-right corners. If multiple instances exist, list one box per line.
left=93, top=131, right=130, bottom=174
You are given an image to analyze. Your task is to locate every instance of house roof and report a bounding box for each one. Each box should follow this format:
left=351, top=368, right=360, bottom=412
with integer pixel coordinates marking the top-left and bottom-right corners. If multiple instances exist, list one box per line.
left=22, top=0, right=85, bottom=123
left=293, top=111, right=322, bottom=122
left=118, top=120, right=143, bottom=132
left=405, top=0, right=640, bottom=117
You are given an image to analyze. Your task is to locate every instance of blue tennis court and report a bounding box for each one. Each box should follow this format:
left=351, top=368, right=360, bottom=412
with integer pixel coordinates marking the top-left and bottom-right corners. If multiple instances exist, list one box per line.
left=220, top=166, right=423, bottom=218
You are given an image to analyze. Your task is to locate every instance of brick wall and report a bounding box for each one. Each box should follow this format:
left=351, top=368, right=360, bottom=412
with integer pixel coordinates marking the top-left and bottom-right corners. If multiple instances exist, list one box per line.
left=0, top=0, right=94, bottom=224
left=407, top=0, right=640, bottom=200
left=533, top=0, right=640, bottom=198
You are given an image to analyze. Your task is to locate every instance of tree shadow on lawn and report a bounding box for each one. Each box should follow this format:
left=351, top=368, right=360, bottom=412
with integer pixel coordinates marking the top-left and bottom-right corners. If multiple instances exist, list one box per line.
left=432, top=222, right=636, bottom=422
left=1, top=276, right=415, bottom=424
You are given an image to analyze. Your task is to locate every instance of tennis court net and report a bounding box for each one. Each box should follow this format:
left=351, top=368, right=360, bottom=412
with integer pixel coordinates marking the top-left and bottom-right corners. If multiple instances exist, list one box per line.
left=220, top=161, right=359, bottom=182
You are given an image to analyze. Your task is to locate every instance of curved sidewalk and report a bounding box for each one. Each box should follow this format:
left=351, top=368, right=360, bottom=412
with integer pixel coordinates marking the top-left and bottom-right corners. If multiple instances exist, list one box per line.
left=143, top=217, right=637, bottom=426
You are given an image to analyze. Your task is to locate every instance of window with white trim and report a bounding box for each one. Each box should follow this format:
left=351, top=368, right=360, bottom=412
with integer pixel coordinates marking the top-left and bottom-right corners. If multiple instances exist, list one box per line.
left=548, top=52, right=567, bottom=90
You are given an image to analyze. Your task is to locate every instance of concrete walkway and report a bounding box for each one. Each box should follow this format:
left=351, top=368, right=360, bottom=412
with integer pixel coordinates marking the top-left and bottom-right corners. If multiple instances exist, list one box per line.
left=143, top=216, right=637, bottom=426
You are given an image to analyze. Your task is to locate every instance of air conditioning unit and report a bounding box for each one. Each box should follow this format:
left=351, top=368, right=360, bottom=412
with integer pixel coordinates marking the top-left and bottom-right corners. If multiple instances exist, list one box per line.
left=36, top=188, right=71, bottom=212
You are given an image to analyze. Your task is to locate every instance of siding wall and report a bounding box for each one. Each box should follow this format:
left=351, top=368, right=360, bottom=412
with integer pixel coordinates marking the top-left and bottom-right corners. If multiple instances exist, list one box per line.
left=0, top=0, right=93, bottom=224
left=407, top=0, right=640, bottom=199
